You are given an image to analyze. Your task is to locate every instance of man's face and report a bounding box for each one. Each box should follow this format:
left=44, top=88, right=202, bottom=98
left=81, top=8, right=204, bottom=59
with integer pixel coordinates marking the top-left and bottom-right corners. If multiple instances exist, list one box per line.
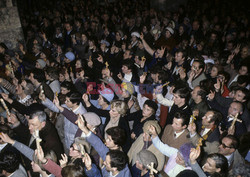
left=61, top=87, right=70, bottom=95
left=173, top=93, right=184, bottom=107
left=142, top=104, right=154, bottom=118
left=142, top=131, right=151, bottom=142
left=69, top=143, right=81, bottom=157
left=172, top=118, right=185, bottom=133
left=228, top=102, right=241, bottom=117
left=65, top=23, right=72, bottom=32
left=28, top=116, right=44, bottom=134
left=29, top=73, right=36, bottom=84
left=191, top=86, right=200, bottom=100
left=105, top=135, right=116, bottom=149
left=175, top=52, right=184, bottom=63
left=65, top=97, right=74, bottom=108
left=218, top=137, right=235, bottom=156
left=191, top=61, right=201, bottom=74
left=202, top=158, right=219, bottom=173
left=202, top=111, right=214, bottom=127
left=104, top=155, right=112, bottom=171
left=123, top=50, right=131, bottom=59
left=233, top=90, right=246, bottom=102
left=121, top=65, right=130, bottom=74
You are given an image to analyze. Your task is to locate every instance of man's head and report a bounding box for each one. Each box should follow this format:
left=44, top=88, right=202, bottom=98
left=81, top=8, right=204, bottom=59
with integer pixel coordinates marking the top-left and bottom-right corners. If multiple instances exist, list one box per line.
left=175, top=49, right=186, bottom=64
left=65, top=92, right=82, bottom=109
left=191, top=60, right=205, bottom=75
left=123, top=49, right=132, bottom=60
left=28, top=111, right=47, bottom=134
left=121, top=59, right=133, bottom=74
left=202, top=153, right=228, bottom=175
left=105, top=127, right=126, bottom=150
left=191, top=86, right=207, bottom=102
left=218, top=135, right=238, bottom=156
left=64, top=21, right=73, bottom=32
left=60, top=81, right=73, bottom=95
left=233, top=88, right=248, bottom=103
left=142, top=100, right=158, bottom=117
left=202, top=110, right=222, bottom=128
left=173, top=86, right=190, bottom=107
left=29, top=69, right=46, bottom=84
left=0, top=152, right=20, bottom=175
left=104, top=150, right=127, bottom=173
left=172, top=112, right=190, bottom=133
left=228, top=101, right=243, bottom=117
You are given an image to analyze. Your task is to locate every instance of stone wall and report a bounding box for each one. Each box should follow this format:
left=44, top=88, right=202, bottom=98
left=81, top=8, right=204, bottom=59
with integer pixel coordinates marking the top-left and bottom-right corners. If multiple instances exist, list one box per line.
left=0, top=0, right=24, bottom=50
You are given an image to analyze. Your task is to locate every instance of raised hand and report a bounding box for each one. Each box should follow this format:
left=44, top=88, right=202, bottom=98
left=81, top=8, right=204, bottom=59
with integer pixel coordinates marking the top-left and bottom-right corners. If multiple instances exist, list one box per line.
left=35, top=146, right=47, bottom=164
left=0, top=132, right=15, bottom=145
left=83, top=153, right=92, bottom=170
left=59, top=154, right=68, bottom=168
left=148, top=125, right=157, bottom=138
left=76, top=114, right=89, bottom=134
left=189, top=147, right=201, bottom=164
left=207, top=90, right=215, bottom=101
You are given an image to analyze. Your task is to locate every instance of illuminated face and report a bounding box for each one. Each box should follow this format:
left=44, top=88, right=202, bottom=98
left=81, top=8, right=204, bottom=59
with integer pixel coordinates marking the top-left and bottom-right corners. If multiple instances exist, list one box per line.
left=210, top=66, right=218, bottom=78
left=202, top=158, right=219, bottom=173
left=65, top=97, right=74, bottom=108
left=191, top=86, right=200, bottom=100
left=142, top=104, right=154, bottom=117
left=175, top=52, right=184, bottom=63
left=59, top=73, right=65, bottom=82
left=75, top=60, right=82, bottom=69
left=105, top=135, right=116, bottom=149
left=191, top=61, right=200, bottom=74
left=98, top=95, right=105, bottom=106
left=228, top=102, right=241, bottom=117
left=28, top=116, right=45, bottom=134
left=69, top=143, right=81, bottom=157
left=239, top=66, right=248, bottom=75
left=233, top=90, right=246, bottom=102
left=109, top=107, right=120, bottom=119
left=61, top=87, right=70, bottom=95
left=218, top=137, right=234, bottom=156
left=121, top=65, right=130, bottom=74
left=202, top=111, right=214, bottom=127
left=172, top=118, right=185, bottom=133
left=173, top=93, right=184, bottom=107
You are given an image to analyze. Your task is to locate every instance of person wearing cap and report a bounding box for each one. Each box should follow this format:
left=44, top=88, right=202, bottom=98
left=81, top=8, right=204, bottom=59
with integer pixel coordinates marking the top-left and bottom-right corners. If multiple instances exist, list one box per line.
left=64, top=51, right=75, bottom=64
left=130, top=32, right=140, bottom=53
left=148, top=125, right=195, bottom=177
left=128, top=120, right=165, bottom=172
left=35, top=59, right=47, bottom=69
left=131, top=149, right=159, bottom=177
left=127, top=100, right=158, bottom=141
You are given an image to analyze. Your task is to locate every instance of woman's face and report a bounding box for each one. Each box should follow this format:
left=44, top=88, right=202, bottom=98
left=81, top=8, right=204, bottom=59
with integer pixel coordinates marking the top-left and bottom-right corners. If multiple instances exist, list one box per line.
left=59, top=73, right=65, bottom=82
left=109, top=107, right=120, bottom=119
left=75, top=60, right=82, bottom=69
left=210, top=66, right=218, bottom=78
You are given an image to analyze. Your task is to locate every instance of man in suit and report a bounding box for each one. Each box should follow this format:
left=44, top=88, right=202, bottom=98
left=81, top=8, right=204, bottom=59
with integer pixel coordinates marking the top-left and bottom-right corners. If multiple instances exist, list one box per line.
left=188, top=110, right=221, bottom=154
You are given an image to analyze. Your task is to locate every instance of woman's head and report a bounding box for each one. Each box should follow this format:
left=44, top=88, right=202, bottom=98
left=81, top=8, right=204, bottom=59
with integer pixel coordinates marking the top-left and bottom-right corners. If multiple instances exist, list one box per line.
left=110, top=100, right=128, bottom=117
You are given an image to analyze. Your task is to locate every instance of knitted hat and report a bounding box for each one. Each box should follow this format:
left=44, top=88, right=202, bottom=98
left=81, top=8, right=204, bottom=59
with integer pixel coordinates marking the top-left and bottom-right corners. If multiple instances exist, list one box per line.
left=179, top=143, right=195, bottom=164
left=65, top=51, right=75, bottom=61
left=121, top=82, right=134, bottom=95
left=136, top=150, right=158, bottom=170
left=143, top=120, right=161, bottom=134
left=83, top=112, right=101, bottom=127
left=99, top=88, right=114, bottom=103
left=131, top=32, right=140, bottom=38
left=166, top=27, right=174, bottom=35
left=144, top=100, right=158, bottom=113
left=36, top=59, right=46, bottom=69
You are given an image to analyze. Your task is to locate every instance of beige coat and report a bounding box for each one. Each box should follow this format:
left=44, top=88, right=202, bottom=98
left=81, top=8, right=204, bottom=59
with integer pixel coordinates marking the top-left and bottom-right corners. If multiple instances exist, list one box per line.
left=127, top=134, right=165, bottom=171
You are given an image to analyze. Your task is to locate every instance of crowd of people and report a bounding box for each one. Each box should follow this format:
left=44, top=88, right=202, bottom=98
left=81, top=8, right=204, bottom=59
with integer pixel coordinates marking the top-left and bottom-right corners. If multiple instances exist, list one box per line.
left=0, top=0, right=250, bottom=176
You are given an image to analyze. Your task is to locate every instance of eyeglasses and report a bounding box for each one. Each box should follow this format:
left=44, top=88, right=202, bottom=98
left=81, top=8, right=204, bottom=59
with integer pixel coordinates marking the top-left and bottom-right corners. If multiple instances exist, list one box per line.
left=220, top=142, right=233, bottom=149
left=70, top=145, right=80, bottom=152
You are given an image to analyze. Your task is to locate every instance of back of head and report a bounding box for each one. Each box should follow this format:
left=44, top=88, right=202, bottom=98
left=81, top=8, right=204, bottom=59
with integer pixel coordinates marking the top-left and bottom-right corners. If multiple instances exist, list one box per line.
left=176, top=169, right=199, bottom=177
left=61, top=164, right=86, bottom=177
left=66, top=92, right=82, bottom=104
left=0, top=151, right=20, bottom=174
left=106, top=126, right=126, bottom=147
left=107, top=150, right=128, bottom=172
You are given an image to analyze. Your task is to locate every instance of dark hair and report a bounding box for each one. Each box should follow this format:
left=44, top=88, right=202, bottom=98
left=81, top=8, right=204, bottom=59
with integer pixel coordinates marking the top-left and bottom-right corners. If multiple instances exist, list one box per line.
left=61, top=164, right=86, bottom=177
left=236, top=87, right=249, bottom=101
left=107, top=150, right=127, bottom=171
left=209, top=110, right=222, bottom=125
left=223, top=135, right=239, bottom=149
left=217, top=71, right=230, bottom=83
left=45, top=67, right=59, bottom=80
left=106, top=127, right=126, bottom=147
left=157, top=70, right=168, bottom=84
left=0, top=152, right=20, bottom=173
left=207, top=153, right=228, bottom=177
left=66, top=92, right=82, bottom=104
left=237, top=75, right=249, bottom=85
left=193, top=59, right=205, bottom=71
left=197, top=86, right=208, bottom=100
left=0, top=124, right=14, bottom=138
left=30, top=69, right=46, bottom=83
left=176, top=169, right=199, bottom=177
left=173, top=86, right=190, bottom=102
left=175, top=49, right=187, bottom=60
left=174, top=112, right=190, bottom=127
left=122, top=59, right=134, bottom=70
left=61, top=81, right=74, bottom=91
